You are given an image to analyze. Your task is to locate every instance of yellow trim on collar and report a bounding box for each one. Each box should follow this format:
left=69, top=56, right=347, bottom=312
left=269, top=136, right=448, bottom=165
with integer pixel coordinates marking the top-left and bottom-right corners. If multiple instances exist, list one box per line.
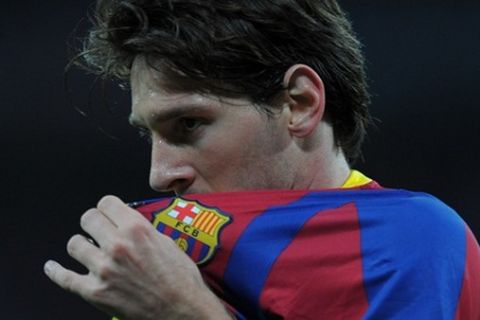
left=341, top=170, right=372, bottom=188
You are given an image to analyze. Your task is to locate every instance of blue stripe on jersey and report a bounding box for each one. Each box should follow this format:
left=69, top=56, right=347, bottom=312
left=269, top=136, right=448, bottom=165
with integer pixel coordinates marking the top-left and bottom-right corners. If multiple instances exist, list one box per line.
left=356, top=191, right=466, bottom=319
left=185, top=234, right=197, bottom=256
left=170, top=228, right=182, bottom=240
left=223, top=189, right=467, bottom=318
left=200, top=242, right=209, bottom=259
left=156, top=222, right=166, bottom=233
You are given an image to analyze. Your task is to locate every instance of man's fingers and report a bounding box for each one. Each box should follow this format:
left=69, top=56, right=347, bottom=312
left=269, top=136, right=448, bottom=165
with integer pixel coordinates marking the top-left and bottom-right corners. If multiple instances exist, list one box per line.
left=67, top=234, right=104, bottom=272
left=80, top=209, right=118, bottom=247
left=96, top=195, right=141, bottom=227
left=44, top=260, right=90, bottom=295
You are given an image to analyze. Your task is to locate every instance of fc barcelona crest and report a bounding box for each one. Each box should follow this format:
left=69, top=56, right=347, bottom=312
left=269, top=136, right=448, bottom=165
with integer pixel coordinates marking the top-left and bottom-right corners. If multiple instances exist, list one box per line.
left=152, top=198, right=231, bottom=265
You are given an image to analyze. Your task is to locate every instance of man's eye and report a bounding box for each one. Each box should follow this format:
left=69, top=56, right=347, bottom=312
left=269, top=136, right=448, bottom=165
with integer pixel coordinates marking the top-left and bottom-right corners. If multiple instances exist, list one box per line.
left=181, top=118, right=202, bottom=131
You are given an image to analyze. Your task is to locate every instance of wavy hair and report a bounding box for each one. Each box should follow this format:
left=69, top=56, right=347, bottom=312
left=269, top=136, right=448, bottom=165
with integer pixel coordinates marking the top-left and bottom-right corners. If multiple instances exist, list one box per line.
left=76, top=0, right=371, bottom=164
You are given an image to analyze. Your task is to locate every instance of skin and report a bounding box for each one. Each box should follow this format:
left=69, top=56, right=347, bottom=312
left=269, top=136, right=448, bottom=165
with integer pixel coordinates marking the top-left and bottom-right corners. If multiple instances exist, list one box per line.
left=44, top=56, right=351, bottom=319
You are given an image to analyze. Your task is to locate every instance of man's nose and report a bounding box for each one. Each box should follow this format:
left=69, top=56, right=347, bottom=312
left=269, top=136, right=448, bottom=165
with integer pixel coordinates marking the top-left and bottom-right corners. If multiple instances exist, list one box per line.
left=149, top=139, right=195, bottom=194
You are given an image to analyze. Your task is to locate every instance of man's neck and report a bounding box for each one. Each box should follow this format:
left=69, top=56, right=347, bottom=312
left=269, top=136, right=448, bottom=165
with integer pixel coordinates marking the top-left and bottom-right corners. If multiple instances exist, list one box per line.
left=305, top=151, right=351, bottom=190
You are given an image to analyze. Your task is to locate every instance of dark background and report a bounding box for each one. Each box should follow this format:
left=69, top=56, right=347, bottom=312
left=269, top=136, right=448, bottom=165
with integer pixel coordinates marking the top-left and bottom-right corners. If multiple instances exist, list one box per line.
left=1, top=1, right=479, bottom=319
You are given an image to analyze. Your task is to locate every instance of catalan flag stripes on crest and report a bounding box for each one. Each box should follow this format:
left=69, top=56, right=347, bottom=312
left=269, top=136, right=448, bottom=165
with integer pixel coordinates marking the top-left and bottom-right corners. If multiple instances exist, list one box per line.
left=193, top=210, right=222, bottom=235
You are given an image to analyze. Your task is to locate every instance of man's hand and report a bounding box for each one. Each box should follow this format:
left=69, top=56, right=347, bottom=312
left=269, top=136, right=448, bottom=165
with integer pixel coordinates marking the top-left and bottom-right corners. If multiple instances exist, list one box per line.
left=44, top=195, right=231, bottom=320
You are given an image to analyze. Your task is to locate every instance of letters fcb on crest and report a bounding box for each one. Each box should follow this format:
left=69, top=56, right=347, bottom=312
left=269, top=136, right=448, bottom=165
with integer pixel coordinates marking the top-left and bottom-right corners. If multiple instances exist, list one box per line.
left=152, top=198, right=231, bottom=265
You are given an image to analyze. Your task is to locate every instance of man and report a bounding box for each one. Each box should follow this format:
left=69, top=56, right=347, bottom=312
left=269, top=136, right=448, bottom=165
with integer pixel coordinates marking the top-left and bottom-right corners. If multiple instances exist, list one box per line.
left=44, top=0, right=480, bottom=319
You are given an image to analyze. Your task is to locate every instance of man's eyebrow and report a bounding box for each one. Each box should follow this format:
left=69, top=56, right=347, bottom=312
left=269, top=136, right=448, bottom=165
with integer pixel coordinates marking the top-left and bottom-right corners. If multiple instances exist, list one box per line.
left=129, top=105, right=211, bottom=127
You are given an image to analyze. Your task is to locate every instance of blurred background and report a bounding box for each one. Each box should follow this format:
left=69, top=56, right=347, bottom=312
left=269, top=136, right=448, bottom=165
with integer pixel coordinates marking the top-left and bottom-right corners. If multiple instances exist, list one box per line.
left=1, top=1, right=479, bottom=318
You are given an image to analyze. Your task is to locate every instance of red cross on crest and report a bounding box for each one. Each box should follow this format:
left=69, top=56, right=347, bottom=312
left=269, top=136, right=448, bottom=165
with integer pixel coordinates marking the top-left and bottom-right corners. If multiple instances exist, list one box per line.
left=175, top=203, right=198, bottom=221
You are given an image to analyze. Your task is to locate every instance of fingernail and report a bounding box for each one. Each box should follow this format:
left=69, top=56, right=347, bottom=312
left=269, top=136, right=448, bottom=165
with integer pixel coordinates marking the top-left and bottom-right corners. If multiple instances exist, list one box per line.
left=44, top=260, right=53, bottom=275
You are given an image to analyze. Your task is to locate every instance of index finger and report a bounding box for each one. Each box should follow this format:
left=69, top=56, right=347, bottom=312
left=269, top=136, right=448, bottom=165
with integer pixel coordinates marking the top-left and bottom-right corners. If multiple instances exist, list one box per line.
left=96, top=195, right=144, bottom=227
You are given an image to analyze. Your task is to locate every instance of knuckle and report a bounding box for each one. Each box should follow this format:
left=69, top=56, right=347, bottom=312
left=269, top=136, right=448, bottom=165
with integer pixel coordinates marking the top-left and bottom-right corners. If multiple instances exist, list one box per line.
left=97, top=261, right=115, bottom=280
left=108, top=241, right=130, bottom=260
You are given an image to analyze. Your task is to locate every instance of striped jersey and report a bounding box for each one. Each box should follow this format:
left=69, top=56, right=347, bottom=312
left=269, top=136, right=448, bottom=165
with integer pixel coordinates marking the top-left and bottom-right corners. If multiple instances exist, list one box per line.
left=130, top=172, right=480, bottom=319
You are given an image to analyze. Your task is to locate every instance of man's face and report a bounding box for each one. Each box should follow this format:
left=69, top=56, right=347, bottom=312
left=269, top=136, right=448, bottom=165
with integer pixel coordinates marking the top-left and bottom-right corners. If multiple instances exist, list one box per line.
left=129, top=57, right=297, bottom=195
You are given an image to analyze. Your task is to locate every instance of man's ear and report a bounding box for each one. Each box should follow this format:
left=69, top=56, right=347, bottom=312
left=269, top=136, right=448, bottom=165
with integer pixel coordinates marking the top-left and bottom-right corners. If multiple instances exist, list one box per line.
left=283, top=64, right=325, bottom=138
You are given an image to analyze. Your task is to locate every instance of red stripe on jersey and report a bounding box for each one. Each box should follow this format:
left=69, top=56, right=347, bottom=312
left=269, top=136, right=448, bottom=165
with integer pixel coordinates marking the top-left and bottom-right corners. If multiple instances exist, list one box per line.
left=260, top=203, right=368, bottom=319
left=455, top=225, right=480, bottom=320
left=191, top=239, right=204, bottom=262
left=162, top=225, right=175, bottom=237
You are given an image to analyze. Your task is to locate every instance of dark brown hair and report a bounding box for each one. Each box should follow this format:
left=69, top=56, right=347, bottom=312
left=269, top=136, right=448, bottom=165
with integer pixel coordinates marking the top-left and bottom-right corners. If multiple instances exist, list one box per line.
left=78, top=0, right=371, bottom=164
